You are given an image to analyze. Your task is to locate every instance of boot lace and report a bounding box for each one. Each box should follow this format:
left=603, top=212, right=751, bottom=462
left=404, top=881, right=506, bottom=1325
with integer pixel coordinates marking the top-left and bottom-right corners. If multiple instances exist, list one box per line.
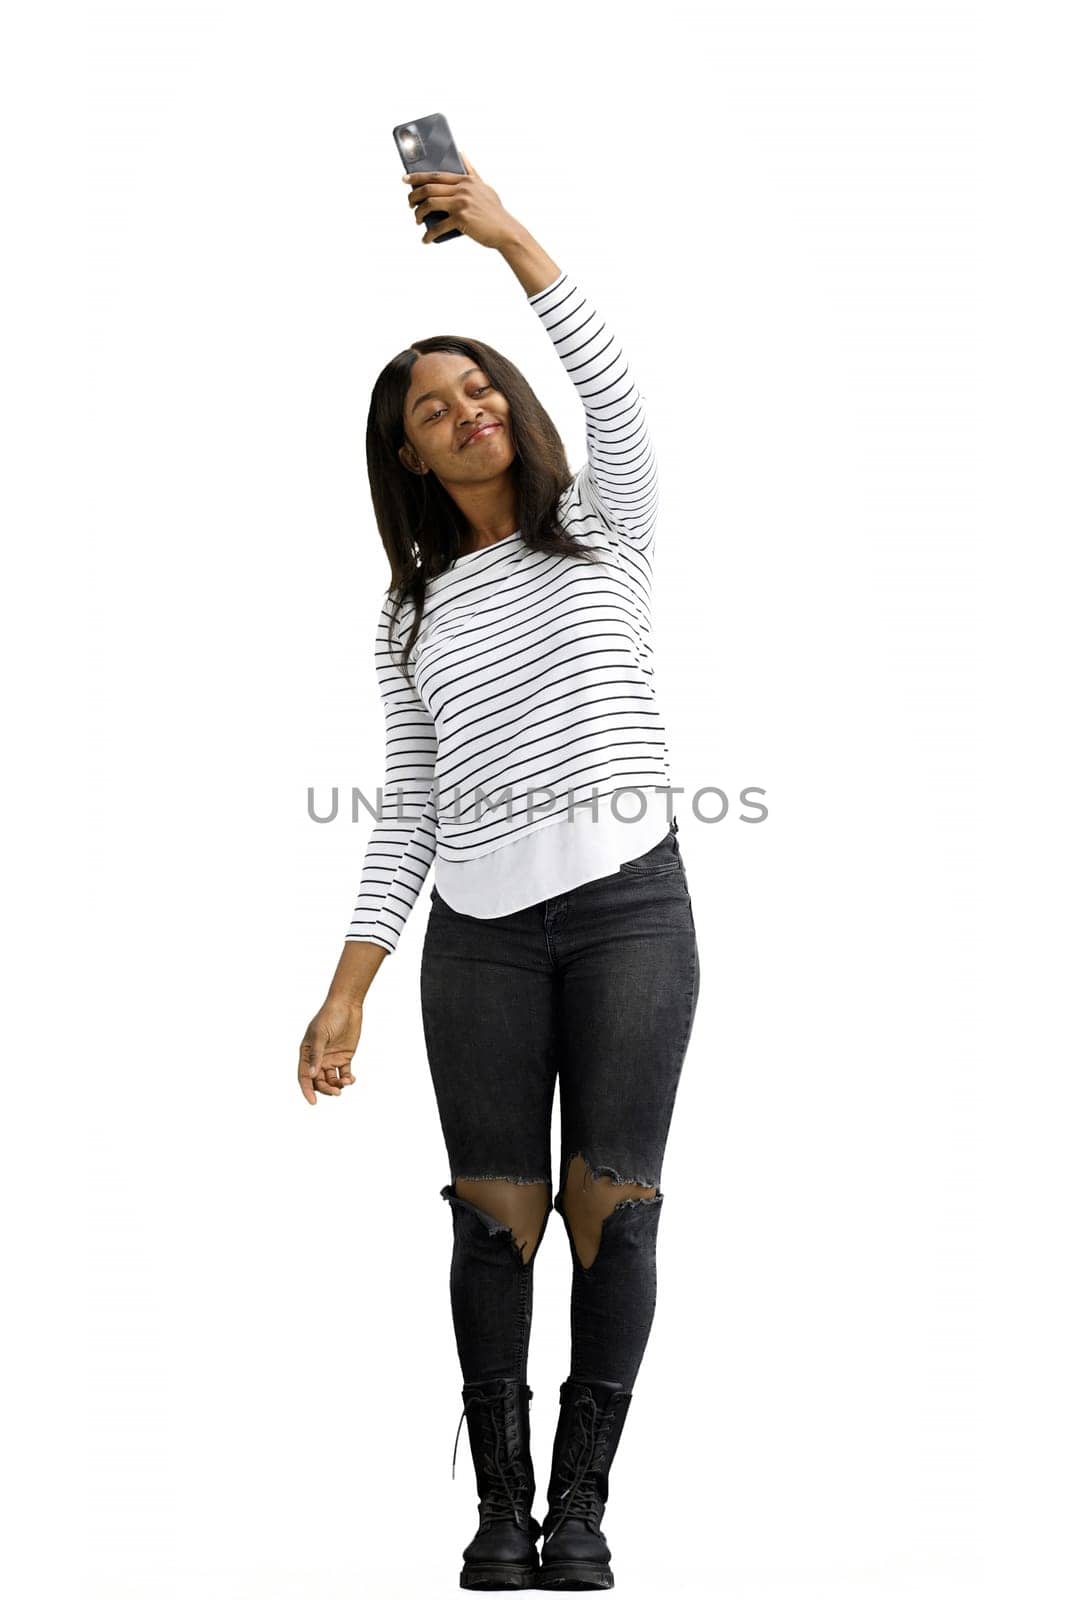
left=542, top=1391, right=610, bottom=1545
left=451, top=1388, right=528, bottom=1529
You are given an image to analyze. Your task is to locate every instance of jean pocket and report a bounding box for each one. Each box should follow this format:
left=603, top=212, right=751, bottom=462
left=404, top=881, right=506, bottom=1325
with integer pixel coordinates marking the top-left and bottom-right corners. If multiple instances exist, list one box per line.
left=617, top=830, right=683, bottom=876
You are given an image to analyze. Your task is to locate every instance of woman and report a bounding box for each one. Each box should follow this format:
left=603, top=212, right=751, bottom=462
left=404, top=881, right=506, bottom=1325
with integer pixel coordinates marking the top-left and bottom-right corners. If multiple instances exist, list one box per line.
left=298, top=155, right=701, bottom=1592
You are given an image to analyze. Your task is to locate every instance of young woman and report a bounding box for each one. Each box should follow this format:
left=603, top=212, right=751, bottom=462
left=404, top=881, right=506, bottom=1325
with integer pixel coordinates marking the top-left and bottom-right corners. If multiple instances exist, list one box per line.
left=298, top=155, right=701, bottom=1591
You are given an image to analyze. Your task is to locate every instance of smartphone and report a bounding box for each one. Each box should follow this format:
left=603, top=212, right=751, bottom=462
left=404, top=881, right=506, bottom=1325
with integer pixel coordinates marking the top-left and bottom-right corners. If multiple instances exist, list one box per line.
left=392, top=113, right=468, bottom=244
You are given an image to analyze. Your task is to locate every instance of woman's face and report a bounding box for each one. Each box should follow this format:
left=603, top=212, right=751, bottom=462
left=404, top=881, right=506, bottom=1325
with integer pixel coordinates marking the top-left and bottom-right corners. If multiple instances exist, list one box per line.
left=400, top=351, right=515, bottom=483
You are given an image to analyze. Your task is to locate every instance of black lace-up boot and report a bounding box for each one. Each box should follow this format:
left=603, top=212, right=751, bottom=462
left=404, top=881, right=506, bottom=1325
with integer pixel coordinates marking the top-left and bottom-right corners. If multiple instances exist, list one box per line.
left=451, top=1376, right=542, bottom=1590
left=538, top=1377, right=633, bottom=1590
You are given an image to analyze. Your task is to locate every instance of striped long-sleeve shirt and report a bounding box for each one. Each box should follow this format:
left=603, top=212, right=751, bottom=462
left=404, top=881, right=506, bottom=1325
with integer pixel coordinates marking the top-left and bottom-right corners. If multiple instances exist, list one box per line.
left=346, top=268, right=668, bottom=952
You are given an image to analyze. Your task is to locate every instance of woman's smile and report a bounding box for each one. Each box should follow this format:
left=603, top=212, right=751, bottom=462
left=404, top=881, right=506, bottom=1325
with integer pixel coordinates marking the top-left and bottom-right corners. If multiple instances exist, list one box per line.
left=461, top=422, right=503, bottom=449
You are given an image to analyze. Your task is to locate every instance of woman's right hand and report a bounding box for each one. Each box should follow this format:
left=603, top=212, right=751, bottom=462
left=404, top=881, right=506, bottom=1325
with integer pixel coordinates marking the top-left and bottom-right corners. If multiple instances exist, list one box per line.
left=298, top=996, right=363, bottom=1105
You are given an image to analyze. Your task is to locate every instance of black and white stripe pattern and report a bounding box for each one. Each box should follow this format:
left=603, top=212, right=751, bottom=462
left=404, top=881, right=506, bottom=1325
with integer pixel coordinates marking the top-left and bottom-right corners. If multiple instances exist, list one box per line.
left=346, top=269, right=663, bottom=952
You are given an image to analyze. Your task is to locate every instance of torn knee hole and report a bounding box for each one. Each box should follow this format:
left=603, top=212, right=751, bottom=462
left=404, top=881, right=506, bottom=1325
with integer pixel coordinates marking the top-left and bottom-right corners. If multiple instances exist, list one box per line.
left=443, top=1178, right=551, bottom=1267
left=557, top=1158, right=663, bottom=1270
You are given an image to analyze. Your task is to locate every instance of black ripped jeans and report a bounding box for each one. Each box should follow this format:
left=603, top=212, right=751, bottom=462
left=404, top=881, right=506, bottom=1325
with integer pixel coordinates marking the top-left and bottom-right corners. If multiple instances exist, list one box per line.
left=419, top=818, right=701, bottom=1393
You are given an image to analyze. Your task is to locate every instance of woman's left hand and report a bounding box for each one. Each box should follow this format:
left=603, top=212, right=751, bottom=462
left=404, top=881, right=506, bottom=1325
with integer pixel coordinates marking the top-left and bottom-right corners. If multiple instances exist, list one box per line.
left=403, top=152, right=517, bottom=250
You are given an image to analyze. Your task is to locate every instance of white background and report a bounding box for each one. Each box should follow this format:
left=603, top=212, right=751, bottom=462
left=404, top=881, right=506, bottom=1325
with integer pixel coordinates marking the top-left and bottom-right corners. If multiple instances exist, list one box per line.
left=4, top=2, right=1064, bottom=1596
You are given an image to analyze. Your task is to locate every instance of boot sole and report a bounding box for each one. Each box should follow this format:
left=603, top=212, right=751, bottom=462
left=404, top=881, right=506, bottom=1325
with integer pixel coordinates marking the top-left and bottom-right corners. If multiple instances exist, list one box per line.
left=460, top=1561, right=540, bottom=1589
left=538, top=1563, right=613, bottom=1589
